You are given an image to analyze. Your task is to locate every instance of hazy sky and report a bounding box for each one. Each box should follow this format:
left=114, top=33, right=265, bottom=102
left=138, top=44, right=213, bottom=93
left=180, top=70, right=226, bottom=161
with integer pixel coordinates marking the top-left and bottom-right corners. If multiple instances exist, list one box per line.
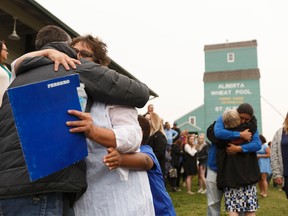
left=36, top=0, right=288, bottom=141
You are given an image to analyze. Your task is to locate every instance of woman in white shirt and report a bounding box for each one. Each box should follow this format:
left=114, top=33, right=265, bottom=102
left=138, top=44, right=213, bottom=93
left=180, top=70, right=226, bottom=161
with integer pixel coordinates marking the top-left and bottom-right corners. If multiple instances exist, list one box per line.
left=67, top=104, right=155, bottom=216
left=183, top=134, right=198, bottom=195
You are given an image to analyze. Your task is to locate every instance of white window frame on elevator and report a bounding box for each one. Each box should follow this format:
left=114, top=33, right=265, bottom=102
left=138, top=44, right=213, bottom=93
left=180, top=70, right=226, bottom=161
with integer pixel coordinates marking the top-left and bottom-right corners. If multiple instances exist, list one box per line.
left=227, top=52, right=235, bottom=63
left=189, top=116, right=196, bottom=126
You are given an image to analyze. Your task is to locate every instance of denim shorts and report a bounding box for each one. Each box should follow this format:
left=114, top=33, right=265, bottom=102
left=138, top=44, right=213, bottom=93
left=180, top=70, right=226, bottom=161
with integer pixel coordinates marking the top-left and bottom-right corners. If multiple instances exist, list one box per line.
left=0, top=192, right=63, bottom=216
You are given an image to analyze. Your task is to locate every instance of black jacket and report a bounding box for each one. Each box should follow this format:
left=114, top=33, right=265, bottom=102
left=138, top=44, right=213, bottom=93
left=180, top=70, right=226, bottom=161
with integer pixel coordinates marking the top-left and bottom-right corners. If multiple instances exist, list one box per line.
left=16, top=43, right=150, bottom=108
left=171, top=144, right=182, bottom=168
left=0, top=43, right=150, bottom=205
left=147, top=131, right=167, bottom=175
left=197, top=144, right=209, bottom=164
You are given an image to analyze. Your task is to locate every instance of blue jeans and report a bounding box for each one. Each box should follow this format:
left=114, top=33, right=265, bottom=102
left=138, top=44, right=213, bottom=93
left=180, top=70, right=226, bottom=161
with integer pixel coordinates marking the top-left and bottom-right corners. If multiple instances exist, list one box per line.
left=0, top=192, right=63, bottom=216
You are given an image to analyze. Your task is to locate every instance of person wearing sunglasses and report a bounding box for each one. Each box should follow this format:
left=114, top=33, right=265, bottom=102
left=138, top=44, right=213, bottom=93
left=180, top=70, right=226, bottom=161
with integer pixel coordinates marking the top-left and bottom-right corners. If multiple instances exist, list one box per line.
left=70, top=35, right=110, bottom=66
left=0, top=40, right=12, bottom=107
left=66, top=34, right=155, bottom=216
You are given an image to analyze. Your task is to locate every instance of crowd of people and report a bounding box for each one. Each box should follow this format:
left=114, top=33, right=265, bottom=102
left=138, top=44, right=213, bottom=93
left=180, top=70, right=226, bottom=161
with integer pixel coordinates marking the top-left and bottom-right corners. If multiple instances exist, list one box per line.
left=0, top=25, right=287, bottom=216
left=143, top=105, right=210, bottom=197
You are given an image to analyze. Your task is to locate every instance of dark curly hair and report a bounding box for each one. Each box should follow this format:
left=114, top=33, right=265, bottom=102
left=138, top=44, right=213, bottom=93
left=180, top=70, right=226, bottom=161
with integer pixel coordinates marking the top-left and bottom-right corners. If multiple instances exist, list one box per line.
left=70, top=35, right=111, bottom=66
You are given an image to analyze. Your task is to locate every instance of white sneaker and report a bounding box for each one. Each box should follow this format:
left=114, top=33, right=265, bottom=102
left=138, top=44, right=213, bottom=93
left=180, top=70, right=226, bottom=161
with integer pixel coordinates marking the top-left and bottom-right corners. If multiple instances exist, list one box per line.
left=197, top=188, right=203, bottom=193
left=201, top=189, right=207, bottom=194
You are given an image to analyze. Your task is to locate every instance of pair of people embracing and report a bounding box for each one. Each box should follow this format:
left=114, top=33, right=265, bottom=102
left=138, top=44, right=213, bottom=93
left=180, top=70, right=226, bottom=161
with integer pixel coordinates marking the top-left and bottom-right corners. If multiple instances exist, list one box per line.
left=207, top=103, right=261, bottom=216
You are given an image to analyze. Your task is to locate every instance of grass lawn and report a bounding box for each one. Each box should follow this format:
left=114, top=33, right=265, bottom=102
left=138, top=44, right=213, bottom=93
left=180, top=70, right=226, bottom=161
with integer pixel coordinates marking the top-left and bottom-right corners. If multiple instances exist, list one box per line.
left=168, top=180, right=287, bottom=216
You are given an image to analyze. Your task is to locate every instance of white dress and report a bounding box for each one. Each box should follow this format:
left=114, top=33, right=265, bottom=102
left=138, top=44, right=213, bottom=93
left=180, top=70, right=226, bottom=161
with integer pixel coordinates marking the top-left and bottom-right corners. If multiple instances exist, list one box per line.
left=74, top=102, right=155, bottom=216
